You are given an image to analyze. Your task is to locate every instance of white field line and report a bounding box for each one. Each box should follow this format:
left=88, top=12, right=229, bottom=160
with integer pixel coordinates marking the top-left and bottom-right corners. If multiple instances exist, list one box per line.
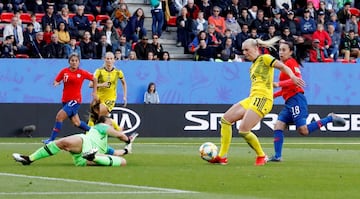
left=0, top=191, right=190, bottom=195
left=0, top=172, right=196, bottom=194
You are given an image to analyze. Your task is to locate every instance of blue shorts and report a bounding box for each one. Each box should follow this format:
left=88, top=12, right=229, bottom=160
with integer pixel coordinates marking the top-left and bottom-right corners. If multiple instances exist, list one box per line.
left=277, top=93, right=308, bottom=127
left=62, top=100, right=80, bottom=118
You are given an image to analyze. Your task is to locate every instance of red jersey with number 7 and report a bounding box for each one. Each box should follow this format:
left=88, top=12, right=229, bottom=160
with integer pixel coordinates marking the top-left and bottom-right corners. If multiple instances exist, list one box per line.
left=55, top=67, right=94, bottom=103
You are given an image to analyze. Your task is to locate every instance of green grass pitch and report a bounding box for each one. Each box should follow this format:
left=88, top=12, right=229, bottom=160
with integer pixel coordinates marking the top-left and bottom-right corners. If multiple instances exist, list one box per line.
left=1, top=137, right=360, bottom=199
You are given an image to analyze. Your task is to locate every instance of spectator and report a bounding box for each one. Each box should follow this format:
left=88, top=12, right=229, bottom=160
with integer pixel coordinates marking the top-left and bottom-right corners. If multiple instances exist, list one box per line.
left=33, top=0, right=45, bottom=13
left=326, top=23, right=340, bottom=61
left=328, top=13, right=342, bottom=34
left=195, top=39, right=214, bottom=61
left=312, top=23, right=332, bottom=56
left=345, top=15, right=359, bottom=36
left=23, top=23, right=37, bottom=49
left=299, top=9, right=317, bottom=43
left=238, top=7, right=254, bottom=27
left=275, top=0, right=292, bottom=11
left=54, top=22, right=71, bottom=44
left=147, top=51, right=156, bottom=60
left=1, top=35, right=16, bottom=58
left=43, top=24, right=53, bottom=44
left=317, top=11, right=327, bottom=25
left=29, top=31, right=46, bottom=58
left=160, top=51, right=171, bottom=60
left=134, top=36, right=154, bottom=60
left=248, top=5, right=258, bottom=20
left=188, top=30, right=208, bottom=53
left=128, top=50, right=137, bottom=60
left=41, top=5, right=57, bottom=31
left=235, top=24, right=250, bottom=51
left=12, top=0, right=27, bottom=13
left=101, top=19, right=120, bottom=52
left=318, top=1, right=331, bottom=22
left=207, top=24, right=222, bottom=49
left=251, top=9, right=269, bottom=37
left=249, top=27, right=260, bottom=39
left=262, top=0, right=274, bottom=21
left=56, top=7, right=78, bottom=38
left=80, top=31, right=97, bottom=59
left=123, top=8, right=147, bottom=42
left=208, top=6, right=226, bottom=37
left=0, top=1, right=13, bottom=14
left=89, top=21, right=101, bottom=45
left=269, top=8, right=284, bottom=35
left=85, top=0, right=103, bottom=16
left=3, top=16, right=27, bottom=54
left=73, top=5, right=91, bottom=38
left=118, top=34, right=131, bottom=59
left=185, top=0, right=200, bottom=20
left=150, top=0, right=165, bottom=38
left=198, top=0, right=212, bottom=20
left=337, top=2, right=351, bottom=25
left=216, top=37, right=239, bottom=61
left=225, top=11, right=241, bottom=38
left=44, top=34, right=66, bottom=58
left=193, top=11, right=208, bottom=35
left=305, top=1, right=317, bottom=19
left=282, top=10, right=299, bottom=37
left=65, top=37, right=82, bottom=59
left=151, top=34, right=164, bottom=58
left=176, top=7, right=193, bottom=49
left=174, top=0, right=187, bottom=16
left=281, top=26, right=296, bottom=44
left=114, top=48, right=123, bottom=60
left=144, top=82, right=160, bottom=104
left=112, top=3, right=131, bottom=30
left=31, top=14, right=42, bottom=32
left=309, top=39, right=326, bottom=62
left=225, top=0, right=241, bottom=20
left=96, top=34, right=113, bottom=59
left=340, top=30, right=360, bottom=62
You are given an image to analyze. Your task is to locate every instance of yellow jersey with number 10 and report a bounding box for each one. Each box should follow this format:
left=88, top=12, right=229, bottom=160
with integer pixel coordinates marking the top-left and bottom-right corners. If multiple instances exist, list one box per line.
left=249, top=54, right=276, bottom=99
left=94, top=67, right=124, bottom=102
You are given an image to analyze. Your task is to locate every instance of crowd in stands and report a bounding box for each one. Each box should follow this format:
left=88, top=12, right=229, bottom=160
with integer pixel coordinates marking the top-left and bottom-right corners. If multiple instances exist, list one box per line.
left=0, top=0, right=360, bottom=62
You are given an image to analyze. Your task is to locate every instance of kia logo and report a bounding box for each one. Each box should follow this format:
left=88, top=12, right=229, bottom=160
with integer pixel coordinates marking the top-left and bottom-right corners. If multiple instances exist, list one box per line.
left=111, top=107, right=141, bottom=134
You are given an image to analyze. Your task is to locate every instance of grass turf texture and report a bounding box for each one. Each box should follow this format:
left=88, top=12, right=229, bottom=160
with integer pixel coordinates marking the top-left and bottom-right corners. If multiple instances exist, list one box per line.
left=1, top=137, right=360, bottom=199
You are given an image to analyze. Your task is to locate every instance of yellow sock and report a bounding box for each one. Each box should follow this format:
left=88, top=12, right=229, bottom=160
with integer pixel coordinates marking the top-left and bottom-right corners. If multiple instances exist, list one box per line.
left=111, top=119, right=121, bottom=131
left=218, top=117, right=232, bottom=157
left=239, top=131, right=265, bottom=157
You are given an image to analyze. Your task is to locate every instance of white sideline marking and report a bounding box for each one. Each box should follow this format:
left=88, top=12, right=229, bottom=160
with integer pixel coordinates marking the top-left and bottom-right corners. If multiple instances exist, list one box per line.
left=0, top=172, right=196, bottom=194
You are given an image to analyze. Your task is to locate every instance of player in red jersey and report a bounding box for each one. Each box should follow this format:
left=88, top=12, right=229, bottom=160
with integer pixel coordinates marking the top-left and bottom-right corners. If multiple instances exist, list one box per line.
left=43, top=53, right=98, bottom=144
left=269, top=41, right=346, bottom=162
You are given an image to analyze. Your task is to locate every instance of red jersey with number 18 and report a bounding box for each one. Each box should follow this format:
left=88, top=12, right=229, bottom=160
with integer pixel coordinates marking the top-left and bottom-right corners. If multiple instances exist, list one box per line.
left=55, top=67, right=94, bottom=103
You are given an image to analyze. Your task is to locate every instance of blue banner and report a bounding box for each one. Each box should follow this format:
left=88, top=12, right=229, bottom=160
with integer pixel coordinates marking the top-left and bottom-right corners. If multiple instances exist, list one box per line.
left=0, top=59, right=358, bottom=105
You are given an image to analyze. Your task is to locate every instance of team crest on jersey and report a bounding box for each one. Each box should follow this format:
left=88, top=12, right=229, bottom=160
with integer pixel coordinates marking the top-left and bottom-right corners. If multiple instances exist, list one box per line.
left=295, top=67, right=301, bottom=74
left=77, top=74, right=81, bottom=78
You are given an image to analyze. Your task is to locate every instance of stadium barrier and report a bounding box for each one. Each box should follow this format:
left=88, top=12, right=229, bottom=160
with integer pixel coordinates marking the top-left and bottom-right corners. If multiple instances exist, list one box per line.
left=0, top=103, right=358, bottom=137
left=0, top=59, right=359, bottom=105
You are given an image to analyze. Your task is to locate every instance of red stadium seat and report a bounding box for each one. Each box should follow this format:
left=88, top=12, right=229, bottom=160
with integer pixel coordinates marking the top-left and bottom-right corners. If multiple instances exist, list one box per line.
left=20, top=13, right=32, bottom=24
left=323, top=58, right=334, bottom=62
left=1, top=12, right=15, bottom=23
left=349, top=8, right=360, bottom=17
left=68, top=13, right=76, bottom=18
left=167, top=16, right=177, bottom=27
left=35, top=13, right=45, bottom=22
left=84, top=14, right=95, bottom=22
left=96, top=14, right=110, bottom=25
left=15, top=54, right=30, bottom=58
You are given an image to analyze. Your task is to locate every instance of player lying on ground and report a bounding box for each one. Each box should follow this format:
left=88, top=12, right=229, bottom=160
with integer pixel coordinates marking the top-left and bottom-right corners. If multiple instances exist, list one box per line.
left=13, top=109, right=137, bottom=167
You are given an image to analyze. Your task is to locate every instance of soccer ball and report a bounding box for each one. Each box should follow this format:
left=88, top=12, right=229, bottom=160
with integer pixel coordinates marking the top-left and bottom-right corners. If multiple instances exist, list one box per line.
left=199, top=142, right=218, bottom=162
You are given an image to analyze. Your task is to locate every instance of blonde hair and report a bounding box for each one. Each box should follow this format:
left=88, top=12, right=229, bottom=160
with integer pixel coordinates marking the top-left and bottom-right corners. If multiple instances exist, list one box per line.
left=244, top=36, right=281, bottom=50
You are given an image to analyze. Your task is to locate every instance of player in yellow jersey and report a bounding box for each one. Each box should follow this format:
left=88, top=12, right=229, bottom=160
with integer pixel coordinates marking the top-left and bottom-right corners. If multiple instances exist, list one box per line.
left=89, top=52, right=138, bottom=155
left=210, top=37, right=305, bottom=166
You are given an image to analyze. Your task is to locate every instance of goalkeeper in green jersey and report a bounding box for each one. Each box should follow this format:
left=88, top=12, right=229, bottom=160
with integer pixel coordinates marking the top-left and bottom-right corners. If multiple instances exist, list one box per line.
left=12, top=102, right=135, bottom=167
